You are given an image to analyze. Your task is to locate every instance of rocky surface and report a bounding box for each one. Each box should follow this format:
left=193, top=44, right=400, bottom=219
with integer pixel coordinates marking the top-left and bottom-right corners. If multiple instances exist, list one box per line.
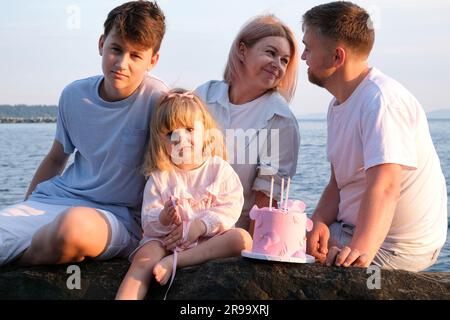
left=0, top=257, right=449, bottom=300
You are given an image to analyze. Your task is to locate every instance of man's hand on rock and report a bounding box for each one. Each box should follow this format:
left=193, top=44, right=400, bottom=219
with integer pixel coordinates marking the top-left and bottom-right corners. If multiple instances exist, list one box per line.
left=306, top=220, right=330, bottom=263
left=325, top=246, right=369, bottom=268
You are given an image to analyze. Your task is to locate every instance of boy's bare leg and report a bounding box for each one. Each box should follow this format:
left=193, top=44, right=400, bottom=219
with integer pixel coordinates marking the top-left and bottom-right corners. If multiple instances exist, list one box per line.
left=154, top=228, right=252, bottom=285
left=115, top=241, right=167, bottom=300
left=16, top=207, right=112, bottom=266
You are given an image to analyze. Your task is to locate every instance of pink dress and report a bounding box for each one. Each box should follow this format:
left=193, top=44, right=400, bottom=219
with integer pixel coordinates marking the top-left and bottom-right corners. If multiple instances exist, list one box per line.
left=130, top=156, right=244, bottom=258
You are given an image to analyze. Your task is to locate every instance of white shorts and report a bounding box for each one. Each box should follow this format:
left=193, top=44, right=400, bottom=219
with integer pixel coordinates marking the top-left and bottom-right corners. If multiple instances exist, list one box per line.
left=0, top=200, right=139, bottom=266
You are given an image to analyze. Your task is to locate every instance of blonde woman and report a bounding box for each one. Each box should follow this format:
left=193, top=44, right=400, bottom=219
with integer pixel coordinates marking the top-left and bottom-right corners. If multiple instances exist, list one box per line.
left=196, top=15, right=301, bottom=233
left=116, top=89, right=252, bottom=300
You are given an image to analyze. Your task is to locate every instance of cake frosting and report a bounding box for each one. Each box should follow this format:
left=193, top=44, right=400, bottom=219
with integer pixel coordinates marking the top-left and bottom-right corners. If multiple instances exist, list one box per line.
left=248, top=199, right=313, bottom=260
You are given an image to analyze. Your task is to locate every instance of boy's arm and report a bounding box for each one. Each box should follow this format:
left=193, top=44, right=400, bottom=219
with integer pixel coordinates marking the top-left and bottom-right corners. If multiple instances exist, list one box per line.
left=24, top=140, right=70, bottom=200
left=326, top=163, right=401, bottom=267
left=307, top=165, right=340, bottom=262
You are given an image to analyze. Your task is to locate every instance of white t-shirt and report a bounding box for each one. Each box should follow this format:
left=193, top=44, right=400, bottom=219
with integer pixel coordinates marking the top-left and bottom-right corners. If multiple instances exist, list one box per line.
left=30, top=74, right=168, bottom=239
left=228, top=95, right=268, bottom=130
left=327, top=67, right=447, bottom=255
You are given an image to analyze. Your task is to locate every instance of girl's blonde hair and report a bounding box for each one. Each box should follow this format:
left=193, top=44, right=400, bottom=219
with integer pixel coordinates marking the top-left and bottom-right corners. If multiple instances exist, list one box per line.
left=224, top=15, right=299, bottom=102
left=142, top=89, right=227, bottom=176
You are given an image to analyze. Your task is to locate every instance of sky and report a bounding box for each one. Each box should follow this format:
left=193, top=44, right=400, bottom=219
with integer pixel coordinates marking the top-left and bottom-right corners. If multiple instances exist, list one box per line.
left=1, top=0, right=450, bottom=116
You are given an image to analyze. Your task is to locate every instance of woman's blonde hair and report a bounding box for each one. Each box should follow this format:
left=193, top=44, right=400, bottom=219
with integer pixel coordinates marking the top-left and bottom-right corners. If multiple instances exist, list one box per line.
left=224, top=15, right=299, bottom=102
left=142, top=89, right=226, bottom=176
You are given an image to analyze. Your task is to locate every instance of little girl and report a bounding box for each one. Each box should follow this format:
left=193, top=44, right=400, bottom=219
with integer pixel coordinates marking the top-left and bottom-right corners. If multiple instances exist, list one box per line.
left=115, top=89, right=252, bottom=300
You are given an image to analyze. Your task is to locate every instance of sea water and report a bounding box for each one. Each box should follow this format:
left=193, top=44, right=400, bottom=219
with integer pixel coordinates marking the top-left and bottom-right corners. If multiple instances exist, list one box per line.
left=0, top=121, right=448, bottom=271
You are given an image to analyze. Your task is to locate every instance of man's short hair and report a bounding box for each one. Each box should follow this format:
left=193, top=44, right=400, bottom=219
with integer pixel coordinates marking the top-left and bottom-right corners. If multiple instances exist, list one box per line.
left=104, top=1, right=166, bottom=53
left=302, top=1, right=375, bottom=57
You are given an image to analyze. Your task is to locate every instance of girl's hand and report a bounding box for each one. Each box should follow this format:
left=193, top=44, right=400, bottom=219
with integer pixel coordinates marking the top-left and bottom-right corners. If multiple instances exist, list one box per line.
left=163, top=219, right=206, bottom=250
left=159, top=199, right=181, bottom=226
left=180, top=219, right=206, bottom=249
left=163, top=224, right=183, bottom=250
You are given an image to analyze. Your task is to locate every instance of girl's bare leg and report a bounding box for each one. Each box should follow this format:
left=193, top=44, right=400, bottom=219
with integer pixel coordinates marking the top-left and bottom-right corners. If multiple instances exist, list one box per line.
left=115, top=241, right=168, bottom=300
left=154, top=228, right=252, bottom=285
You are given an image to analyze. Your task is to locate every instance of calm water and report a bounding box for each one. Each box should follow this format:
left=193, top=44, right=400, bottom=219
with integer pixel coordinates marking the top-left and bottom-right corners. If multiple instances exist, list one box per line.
left=0, top=121, right=449, bottom=272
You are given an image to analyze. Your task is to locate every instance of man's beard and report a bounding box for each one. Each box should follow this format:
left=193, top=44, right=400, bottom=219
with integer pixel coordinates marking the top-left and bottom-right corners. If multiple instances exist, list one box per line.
left=308, top=70, right=325, bottom=88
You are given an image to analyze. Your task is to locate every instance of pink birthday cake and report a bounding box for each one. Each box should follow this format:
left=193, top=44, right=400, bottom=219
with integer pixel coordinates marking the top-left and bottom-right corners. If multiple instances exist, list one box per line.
left=242, top=200, right=315, bottom=263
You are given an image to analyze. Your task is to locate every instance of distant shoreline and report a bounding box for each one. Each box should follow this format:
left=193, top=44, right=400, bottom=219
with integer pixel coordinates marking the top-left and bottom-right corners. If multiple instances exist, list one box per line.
left=1, top=105, right=449, bottom=122
left=2, top=117, right=450, bottom=124
left=0, top=105, right=57, bottom=123
left=0, top=117, right=56, bottom=124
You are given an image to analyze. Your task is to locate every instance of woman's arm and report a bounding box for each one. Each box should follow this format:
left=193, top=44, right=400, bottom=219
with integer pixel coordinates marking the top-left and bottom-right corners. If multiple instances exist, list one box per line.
left=252, top=115, right=299, bottom=233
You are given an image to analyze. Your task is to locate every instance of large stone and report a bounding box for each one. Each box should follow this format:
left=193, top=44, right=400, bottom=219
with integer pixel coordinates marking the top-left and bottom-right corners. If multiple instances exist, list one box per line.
left=0, top=257, right=449, bottom=300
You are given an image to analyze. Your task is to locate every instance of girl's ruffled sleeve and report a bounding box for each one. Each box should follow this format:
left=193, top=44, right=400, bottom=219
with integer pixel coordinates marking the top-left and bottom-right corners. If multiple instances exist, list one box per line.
left=141, top=175, right=173, bottom=238
left=200, top=163, right=244, bottom=237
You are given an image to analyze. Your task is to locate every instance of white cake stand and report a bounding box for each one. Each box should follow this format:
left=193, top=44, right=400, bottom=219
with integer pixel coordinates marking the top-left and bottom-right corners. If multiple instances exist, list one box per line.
left=241, top=250, right=315, bottom=264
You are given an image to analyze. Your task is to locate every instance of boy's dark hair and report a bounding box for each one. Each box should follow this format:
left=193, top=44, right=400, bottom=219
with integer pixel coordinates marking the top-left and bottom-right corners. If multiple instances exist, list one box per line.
left=104, top=1, right=166, bottom=53
left=302, top=1, right=375, bottom=57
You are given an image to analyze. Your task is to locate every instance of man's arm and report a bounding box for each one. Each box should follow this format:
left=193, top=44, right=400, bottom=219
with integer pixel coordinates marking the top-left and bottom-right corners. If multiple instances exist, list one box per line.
left=306, top=165, right=340, bottom=262
left=306, top=165, right=340, bottom=263
left=25, top=140, right=70, bottom=200
left=327, top=163, right=401, bottom=267
left=312, top=165, right=340, bottom=225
